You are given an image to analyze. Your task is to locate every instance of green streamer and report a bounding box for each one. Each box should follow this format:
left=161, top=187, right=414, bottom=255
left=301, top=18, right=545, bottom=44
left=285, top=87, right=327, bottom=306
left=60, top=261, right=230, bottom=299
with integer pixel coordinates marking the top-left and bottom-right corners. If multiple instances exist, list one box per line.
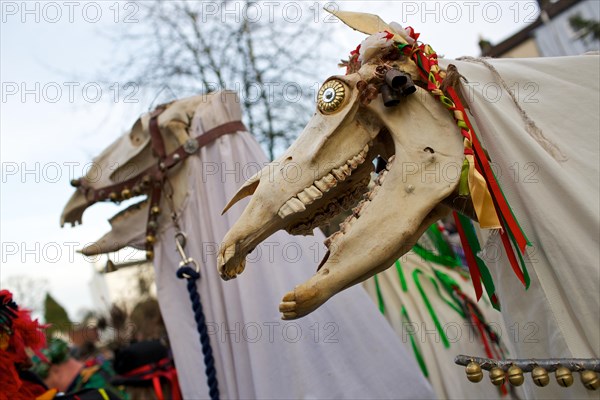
left=413, top=269, right=450, bottom=348
left=425, top=224, right=457, bottom=260
left=433, top=268, right=460, bottom=291
left=428, top=276, right=465, bottom=318
left=505, top=218, right=531, bottom=289
left=395, top=259, right=408, bottom=292
left=490, top=166, right=532, bottom=247
left=401, top=305, right=429, bottom=377
left=412, top=244, right=462, bottom=268
left=456, top=213, right=501, bottom=310
left=459, top=158, right=470, bottom=196
left=433, top=269, right=469, bottom=314
left=373, top=274, right=386, bottom=314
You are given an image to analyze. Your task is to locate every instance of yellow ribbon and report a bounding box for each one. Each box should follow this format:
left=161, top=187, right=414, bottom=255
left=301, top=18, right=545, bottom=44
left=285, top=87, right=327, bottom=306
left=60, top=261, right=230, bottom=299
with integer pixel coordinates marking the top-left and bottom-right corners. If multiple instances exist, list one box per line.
left=36, top=388, right=58, bottom=400
left=466, top=153, right=501, bottom=229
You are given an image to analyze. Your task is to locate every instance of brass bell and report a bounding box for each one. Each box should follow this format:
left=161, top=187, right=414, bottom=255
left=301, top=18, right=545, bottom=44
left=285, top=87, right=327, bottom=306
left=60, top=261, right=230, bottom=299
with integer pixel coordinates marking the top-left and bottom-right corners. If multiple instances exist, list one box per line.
left=580, top=370, right=599, bottom=391
left=466, top=362, right=483, bottom=383
left=121, top=188, right=132, bottom=199
left=132, top=186, right=142, bottom=195
left=146, top=235, right=156, bottom=245
left=141, top=175, right=152, bottom=186
left=146, top=249, right=154, bottom=260
left=489, top=367, right=505, bottom=386
left=507, top=365, right=524, bottom=386
left=109, top=192, right=118, bottom=201
left=70, top=178, right=81, bottom=187
left=151, top=206, right=160, bottom=215
left=555, top=366, right=573, bottom=387
left=148, top=221, right=158, bottom=230
left=532, top=366, right=550, bottom=387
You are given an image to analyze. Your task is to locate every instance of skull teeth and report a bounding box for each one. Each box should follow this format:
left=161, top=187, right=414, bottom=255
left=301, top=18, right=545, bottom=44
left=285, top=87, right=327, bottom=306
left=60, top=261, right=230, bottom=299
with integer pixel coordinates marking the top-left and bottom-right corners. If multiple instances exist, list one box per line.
left=297, top=186, right=324, bottom=205
left=315, top=174, right=337, bottom=192
left=331, top=168, right=346, bottom=181
left=323, top=156, right=397, bottom=248
left=278, top=197, right=306, bottom=218
left=277, top=144, right=370, bottom=220
left=324, top=231, right=342, bottom=248
left=305, top=186, right=323, bottom=200
left=297, top=191, right=312, bottom=205
left=220, top=243, right=236, bottom=266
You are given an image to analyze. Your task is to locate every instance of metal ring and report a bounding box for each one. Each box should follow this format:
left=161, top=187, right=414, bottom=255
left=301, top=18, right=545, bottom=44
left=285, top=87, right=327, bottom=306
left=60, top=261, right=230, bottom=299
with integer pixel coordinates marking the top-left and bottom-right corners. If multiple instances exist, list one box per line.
left=189, top=259, right=200, bottom=273
left=180, top=258, right=200, bottom=277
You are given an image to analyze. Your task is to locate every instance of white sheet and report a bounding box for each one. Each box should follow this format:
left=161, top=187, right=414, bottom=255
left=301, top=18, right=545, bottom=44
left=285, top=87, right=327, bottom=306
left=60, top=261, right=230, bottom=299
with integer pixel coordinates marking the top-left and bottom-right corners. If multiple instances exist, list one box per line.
left=363, top=251, right=517, bottom=399
left=440, top=55, right=600, bottom=399
left=152, top=96, right=435, bottom=399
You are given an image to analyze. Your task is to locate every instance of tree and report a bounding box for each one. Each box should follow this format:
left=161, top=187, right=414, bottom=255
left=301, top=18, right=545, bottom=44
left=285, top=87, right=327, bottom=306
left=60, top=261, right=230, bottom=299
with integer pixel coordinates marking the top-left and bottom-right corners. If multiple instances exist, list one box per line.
left=107, top=1, right=334, bottom=159
left=44, top=293, right=72, bottom=336
left=2, top=275, right=49, bottom=318
left=569, top=14, right=600, bottom=43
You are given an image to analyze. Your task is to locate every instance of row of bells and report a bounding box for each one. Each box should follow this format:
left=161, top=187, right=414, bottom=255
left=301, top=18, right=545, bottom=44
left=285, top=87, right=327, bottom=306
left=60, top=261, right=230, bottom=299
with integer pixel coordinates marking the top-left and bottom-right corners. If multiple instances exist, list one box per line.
left=145, top=206, right=161, bottom=260
left=71, top=176, right=152, bottom=202
left=466, top=361, right=599, bottom=390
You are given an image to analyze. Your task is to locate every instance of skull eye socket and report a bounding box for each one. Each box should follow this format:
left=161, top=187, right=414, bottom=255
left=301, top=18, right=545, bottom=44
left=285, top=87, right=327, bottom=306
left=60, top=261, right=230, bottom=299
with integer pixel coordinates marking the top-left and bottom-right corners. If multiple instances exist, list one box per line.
left=317, top=80, right=346, bottom=113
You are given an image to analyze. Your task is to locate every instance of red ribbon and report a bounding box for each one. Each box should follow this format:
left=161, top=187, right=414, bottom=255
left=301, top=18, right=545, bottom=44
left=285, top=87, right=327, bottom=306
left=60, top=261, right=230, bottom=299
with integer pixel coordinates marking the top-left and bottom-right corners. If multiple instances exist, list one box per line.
left=445, top=87, right=528, bottom=254
left=119, top=358, right=182, bottom=400
left=453, top=211, right=483, bottom=300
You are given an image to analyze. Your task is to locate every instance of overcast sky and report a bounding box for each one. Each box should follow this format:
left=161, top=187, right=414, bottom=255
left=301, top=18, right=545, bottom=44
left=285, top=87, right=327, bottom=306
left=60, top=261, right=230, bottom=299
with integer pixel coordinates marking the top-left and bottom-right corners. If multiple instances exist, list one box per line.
left=1, top=0, right=537, bottom=319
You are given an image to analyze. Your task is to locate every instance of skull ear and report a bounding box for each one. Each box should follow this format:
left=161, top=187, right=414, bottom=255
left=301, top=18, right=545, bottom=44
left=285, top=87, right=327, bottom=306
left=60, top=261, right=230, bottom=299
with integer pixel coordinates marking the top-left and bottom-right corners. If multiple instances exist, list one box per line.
left=325, top=9, right=408, bottom=44
left=221, top=169, right=262, bottom=215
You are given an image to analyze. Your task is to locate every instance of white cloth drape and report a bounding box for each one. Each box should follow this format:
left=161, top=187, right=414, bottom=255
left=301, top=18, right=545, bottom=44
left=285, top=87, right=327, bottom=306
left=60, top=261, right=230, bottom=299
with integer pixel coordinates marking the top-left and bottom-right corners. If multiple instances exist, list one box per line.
left=363, top=251, right=516, bottom=399
left=152, top=93, right=435, bottom=399
left=440, top=55, right=600, bottom=399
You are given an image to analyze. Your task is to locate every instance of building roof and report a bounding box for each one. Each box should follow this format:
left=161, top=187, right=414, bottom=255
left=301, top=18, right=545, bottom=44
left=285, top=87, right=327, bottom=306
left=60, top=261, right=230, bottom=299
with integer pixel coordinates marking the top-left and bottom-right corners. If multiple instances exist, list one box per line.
left=482, top=0, right=583, bottom=57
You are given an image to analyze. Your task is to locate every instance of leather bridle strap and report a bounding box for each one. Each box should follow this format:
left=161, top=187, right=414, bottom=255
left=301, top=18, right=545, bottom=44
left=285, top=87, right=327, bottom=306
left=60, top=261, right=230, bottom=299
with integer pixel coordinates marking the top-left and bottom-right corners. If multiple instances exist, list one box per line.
left=144, top=113, right=246, bottom=259
left=73, top=104, right=247, bottom=259
left=76, top=119, right=246, bottom=205
left=149, top=106, right=168, bottom=160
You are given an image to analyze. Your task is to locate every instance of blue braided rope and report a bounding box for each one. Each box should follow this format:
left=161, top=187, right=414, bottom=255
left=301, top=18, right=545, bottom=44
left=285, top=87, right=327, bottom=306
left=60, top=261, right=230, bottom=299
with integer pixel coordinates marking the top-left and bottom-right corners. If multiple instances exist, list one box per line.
left=177, top=265, right=219, bottom=400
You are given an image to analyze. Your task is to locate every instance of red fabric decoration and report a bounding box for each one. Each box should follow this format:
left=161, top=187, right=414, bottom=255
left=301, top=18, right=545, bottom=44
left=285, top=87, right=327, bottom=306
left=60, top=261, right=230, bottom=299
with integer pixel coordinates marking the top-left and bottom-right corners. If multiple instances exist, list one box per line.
left=0, top=290, right=48, bottom=400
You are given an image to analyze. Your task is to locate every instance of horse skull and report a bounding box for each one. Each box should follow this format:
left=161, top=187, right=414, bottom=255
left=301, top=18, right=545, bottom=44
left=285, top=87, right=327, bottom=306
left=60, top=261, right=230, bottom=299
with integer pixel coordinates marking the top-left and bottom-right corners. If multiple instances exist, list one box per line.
left=219, top=55, right=465, bottom=319
left=61, top=92, right=242, bottom=256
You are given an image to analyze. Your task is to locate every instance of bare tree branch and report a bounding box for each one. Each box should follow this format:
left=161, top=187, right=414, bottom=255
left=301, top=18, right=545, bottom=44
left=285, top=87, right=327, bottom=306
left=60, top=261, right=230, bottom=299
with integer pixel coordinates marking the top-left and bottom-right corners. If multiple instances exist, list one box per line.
left=101, top=0, right=335, bottom=158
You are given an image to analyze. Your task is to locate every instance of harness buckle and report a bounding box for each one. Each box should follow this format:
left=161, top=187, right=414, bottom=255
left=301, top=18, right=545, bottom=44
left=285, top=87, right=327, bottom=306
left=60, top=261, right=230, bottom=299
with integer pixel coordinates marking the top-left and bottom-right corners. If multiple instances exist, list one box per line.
left=183, top=139, right=199, bottom=155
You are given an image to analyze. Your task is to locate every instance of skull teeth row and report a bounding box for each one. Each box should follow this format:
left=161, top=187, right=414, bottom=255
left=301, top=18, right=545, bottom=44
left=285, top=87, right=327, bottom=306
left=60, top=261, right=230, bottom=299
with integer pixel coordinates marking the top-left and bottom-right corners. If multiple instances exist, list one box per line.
left=287, top=178, right=370, bottom=236
left=277, top=144, right=370, bottom=220
left=324, top=155, right=396, bottom=248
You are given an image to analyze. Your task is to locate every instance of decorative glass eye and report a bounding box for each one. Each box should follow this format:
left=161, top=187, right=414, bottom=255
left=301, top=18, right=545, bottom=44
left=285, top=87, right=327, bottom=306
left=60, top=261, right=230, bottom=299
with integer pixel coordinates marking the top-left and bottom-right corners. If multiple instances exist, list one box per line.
left=317, top=80, right=346, bottom=113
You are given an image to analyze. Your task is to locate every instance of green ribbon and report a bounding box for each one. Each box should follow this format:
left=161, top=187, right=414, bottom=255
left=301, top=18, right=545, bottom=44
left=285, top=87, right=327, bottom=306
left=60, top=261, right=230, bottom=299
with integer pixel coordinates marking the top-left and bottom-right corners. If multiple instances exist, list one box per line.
left=425, top=224, right=455, bottom=259
left=489, top=165, right=531, bottom=289
left=412, top=243, right=462, bottom=269
left=397, top=43, right=411, bottom=52
left=491, top=165, right=532, bottom=247
left=505, top=216, right=531, bottom=289
left=459, top=158, right=471, bottom=196
left=373, top=274, right=386, bottom=314
left=401, top=305, right=429, bottom=377
left=433, top=268, right=469, bottom=315
left=413, top=269, right=450, bottom=348
left=456, top=213, right=501, bottom=310
left=428, top=275, right=465, bottom=318
left=395, top=259, right=408, bottom=292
